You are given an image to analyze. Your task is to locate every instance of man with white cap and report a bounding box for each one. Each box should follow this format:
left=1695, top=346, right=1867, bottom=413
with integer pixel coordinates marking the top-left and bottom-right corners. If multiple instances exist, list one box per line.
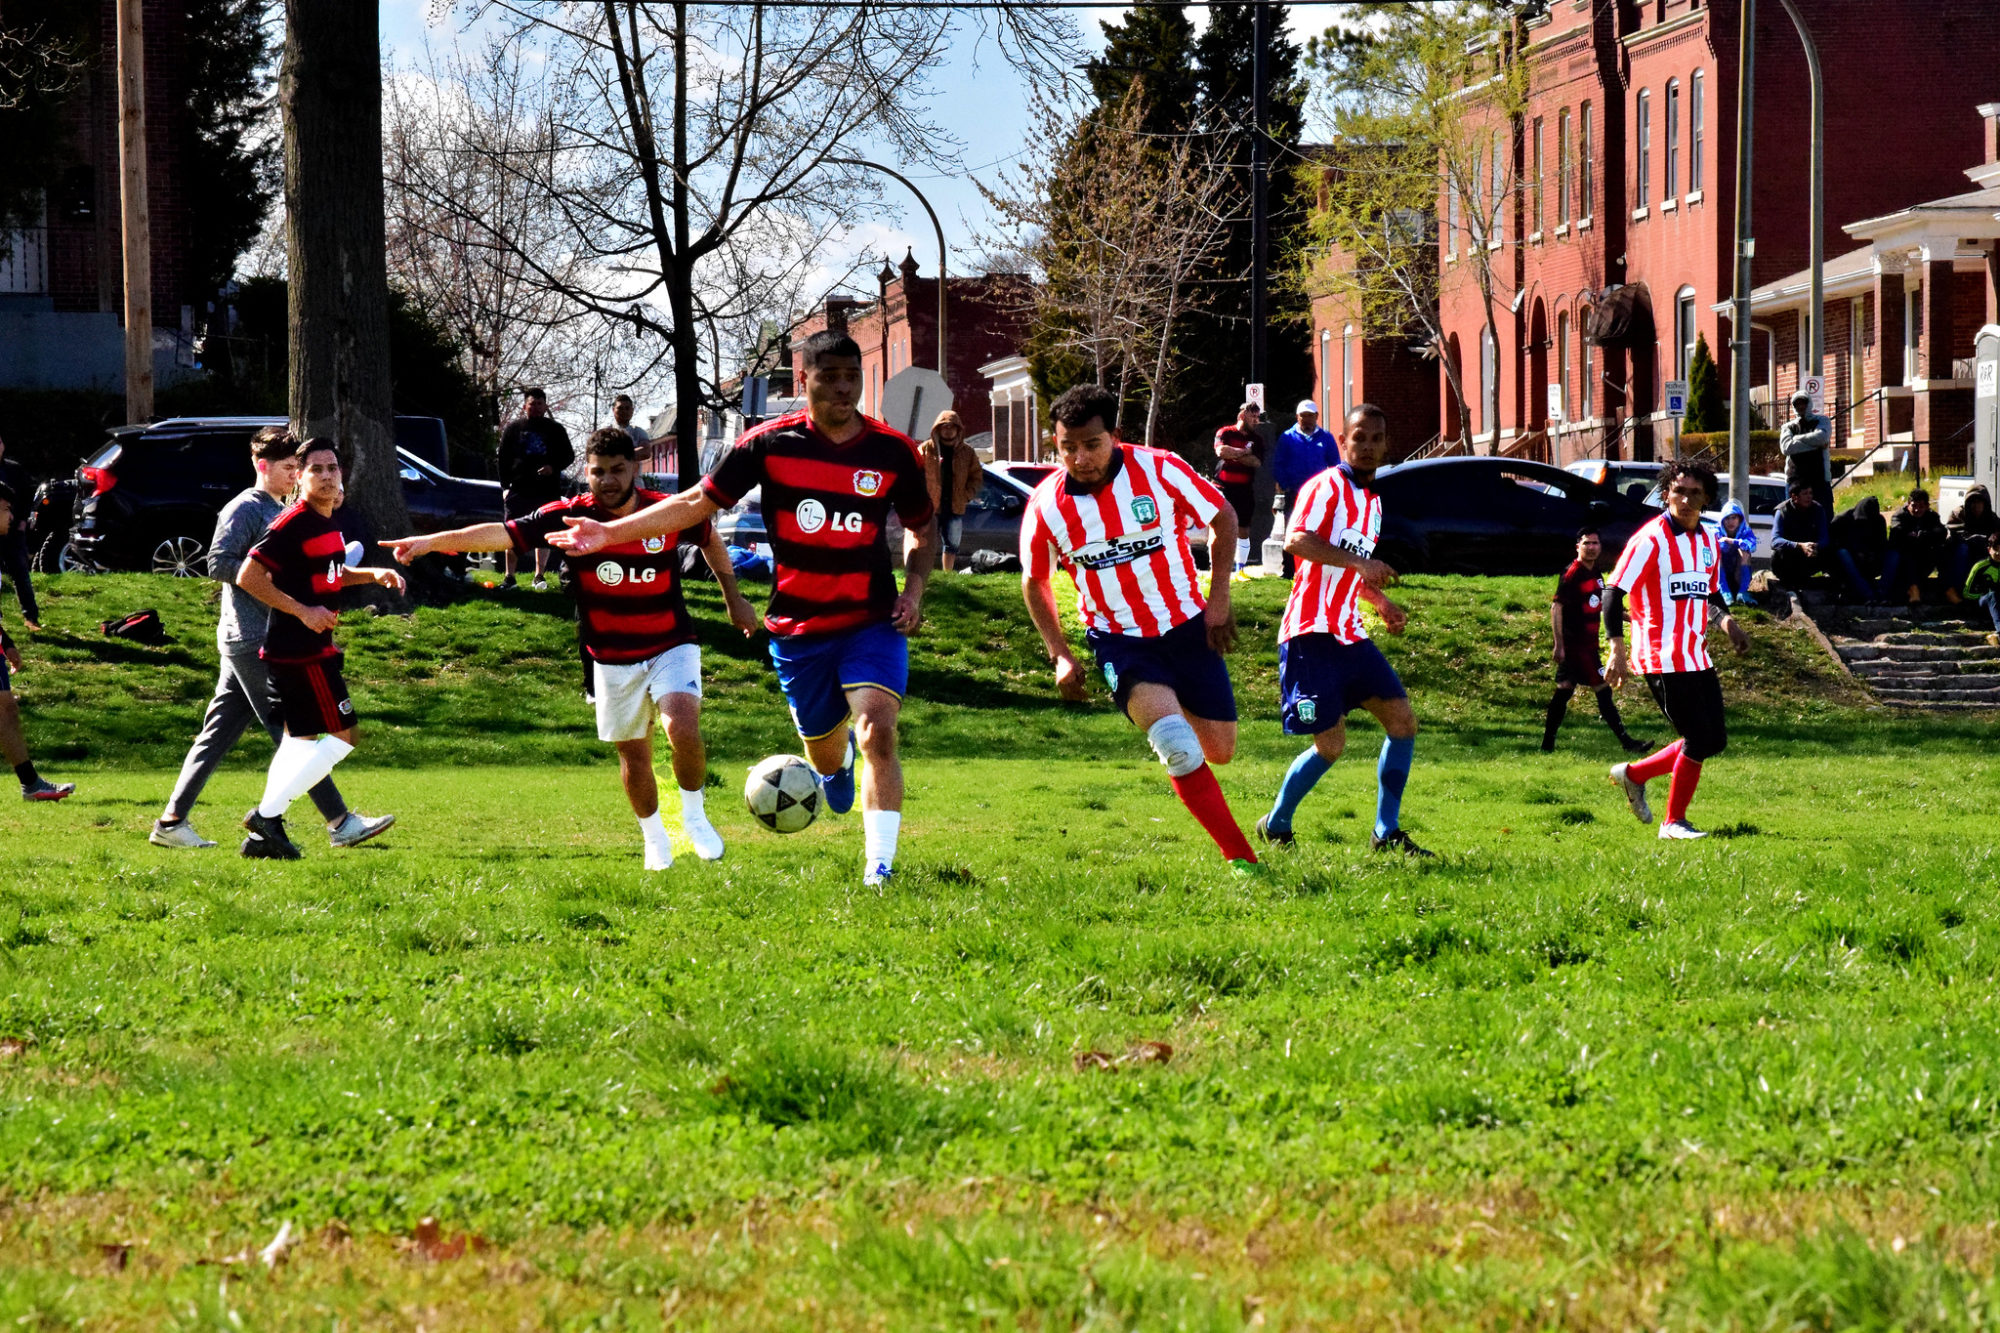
left=1272, top=401, right=1342, bottom=576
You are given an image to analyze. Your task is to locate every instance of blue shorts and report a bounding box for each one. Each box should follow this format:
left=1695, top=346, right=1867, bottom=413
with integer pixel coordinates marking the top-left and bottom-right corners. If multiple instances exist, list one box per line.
left=1279, top=634, right=1406, bottom=735
left=769, top=620, right=909, bottom=741
left=1086, top=612, right=1237, bottom=723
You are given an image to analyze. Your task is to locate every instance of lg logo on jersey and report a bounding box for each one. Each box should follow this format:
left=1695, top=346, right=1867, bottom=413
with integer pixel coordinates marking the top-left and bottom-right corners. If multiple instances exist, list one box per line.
left=795, top=499, right=863, bottom=534
left=594, top=563, right=662, bottom=587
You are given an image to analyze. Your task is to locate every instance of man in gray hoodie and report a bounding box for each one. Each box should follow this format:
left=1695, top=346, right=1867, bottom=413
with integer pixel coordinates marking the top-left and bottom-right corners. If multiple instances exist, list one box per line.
left=150, top=427, right=394, bottom=849
left=1779, top=391, right=1834, bottom=514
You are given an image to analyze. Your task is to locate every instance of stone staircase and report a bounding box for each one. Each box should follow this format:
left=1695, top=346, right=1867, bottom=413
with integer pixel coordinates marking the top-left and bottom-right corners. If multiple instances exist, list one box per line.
left=1794, top=596, right=2000, bottom=709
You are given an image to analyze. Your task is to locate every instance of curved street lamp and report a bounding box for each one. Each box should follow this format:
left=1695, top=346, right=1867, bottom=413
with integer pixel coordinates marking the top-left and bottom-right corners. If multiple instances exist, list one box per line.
left=825, top=157, right=948, bottom=375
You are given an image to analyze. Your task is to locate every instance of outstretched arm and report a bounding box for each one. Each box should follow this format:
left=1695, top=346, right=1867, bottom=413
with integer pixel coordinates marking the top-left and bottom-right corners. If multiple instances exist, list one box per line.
left=1023, top=573, right=1088, bottom=701
left=550, top=486, right=722, bottom=554
left=385, top=521, right=514, bottom=564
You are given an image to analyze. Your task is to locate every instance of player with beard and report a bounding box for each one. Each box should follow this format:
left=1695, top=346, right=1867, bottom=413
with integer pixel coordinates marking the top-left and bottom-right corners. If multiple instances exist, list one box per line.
left=389, top=429, right=758, bottom=869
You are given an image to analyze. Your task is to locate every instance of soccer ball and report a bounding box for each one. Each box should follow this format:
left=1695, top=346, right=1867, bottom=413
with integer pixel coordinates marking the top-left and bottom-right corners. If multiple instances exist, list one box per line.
left=744, top=754, right=821, bottom=834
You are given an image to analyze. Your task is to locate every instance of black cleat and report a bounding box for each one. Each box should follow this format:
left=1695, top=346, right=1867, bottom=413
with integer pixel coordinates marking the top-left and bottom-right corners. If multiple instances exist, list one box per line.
left=1619, top=735, right=1652, bottom=754
left=1254, top=815, right=1294, bottom=846
left=240, top=808, right=302, bottom=860
left=1370, top=828, right=1435, bottom=858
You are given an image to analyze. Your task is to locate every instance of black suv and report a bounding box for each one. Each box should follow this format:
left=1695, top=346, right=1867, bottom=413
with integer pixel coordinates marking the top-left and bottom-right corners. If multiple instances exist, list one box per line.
left=67, top=416, right=502, bottom=575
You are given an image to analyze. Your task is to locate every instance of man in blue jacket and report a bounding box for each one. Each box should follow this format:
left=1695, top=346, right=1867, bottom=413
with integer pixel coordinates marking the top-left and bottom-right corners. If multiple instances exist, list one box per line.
left=1271, top=401, right=1341, bottom=576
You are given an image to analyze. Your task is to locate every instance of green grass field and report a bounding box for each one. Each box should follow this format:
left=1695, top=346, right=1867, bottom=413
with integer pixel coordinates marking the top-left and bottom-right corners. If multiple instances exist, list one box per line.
left=3, top=572, right=1998, bottom=1329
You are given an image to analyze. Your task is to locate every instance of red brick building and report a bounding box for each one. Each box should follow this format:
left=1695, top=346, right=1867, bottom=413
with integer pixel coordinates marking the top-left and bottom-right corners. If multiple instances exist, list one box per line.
left=1308, top=237, right=1441, bottom=459
left=787, top=253, right=1033, bottom=441
left=0, top=0, right=199, bottom=390
left=1435, top=0, right=2000, bottom=466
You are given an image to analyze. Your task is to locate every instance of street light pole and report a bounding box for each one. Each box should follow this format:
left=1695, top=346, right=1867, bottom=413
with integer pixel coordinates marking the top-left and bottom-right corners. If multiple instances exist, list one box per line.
left=1776, top=0, right=1822, bottom=391
left=1728, top=0, right=1756, bottom=512
left=1249, top=0, right=1271, bottom=390
left=826, top=158, right=947, bottom=376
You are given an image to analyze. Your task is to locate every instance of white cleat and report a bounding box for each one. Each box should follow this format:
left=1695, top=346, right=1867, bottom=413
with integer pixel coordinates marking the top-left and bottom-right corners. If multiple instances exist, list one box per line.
left=329, top=811, right=396, bottom=848
left=1609, top=762, right=1653, bottom=825
left=863, top=860, right=895, bottom=889
left=1658, top=819, right=1708, bottom=841
left=150, top=819, right=217, bottom=849
left=683, top=814, right=725, bottom=862
left=644, top=840, right=674, bottom=872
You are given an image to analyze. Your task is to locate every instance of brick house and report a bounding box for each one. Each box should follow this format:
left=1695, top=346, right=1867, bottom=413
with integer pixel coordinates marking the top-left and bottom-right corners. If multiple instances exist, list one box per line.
left=0, top=0, right=198, bottom=391
left=1742, top=103, right=2000, bottom=473
left=1435, top=0, right=2000, bottom=466
left=1307, top=220, right=1441, bottom=459
left=787, top=253, right=1034, bottom=442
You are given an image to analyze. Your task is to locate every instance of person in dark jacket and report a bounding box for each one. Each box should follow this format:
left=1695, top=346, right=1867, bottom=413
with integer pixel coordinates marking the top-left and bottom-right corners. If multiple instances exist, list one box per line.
left=1771, top=480, right=1866, bottom=599
left=1944, top=484, right=1997, bottom=591
left=1887, top=487, right=1954, bottom=605
left=497, top=387, right=576, bottom=589
left=0, top=433, right=39, bottom=629
left=1830, top=494, right=1889, bottom=585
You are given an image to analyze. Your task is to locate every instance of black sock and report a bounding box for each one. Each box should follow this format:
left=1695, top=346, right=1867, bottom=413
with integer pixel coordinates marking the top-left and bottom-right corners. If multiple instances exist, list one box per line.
left=1542, top=686, right=1574, bottom=750
left=1594, top=687, right=1630, bottom=739
left=15, top=760, right=40, bottom=787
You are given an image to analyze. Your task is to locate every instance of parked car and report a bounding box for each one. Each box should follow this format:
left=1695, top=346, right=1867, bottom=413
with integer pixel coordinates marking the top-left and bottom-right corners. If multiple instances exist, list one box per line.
left=991, top=461, right=1057, bottom=491
left=1370, top=457, right=1661, bottom=575
left=66, top=416, right=501, bottom=575
left=1565, top=459, right=1666, bottom=505
left=1641, top=471, right=1789, bottom=553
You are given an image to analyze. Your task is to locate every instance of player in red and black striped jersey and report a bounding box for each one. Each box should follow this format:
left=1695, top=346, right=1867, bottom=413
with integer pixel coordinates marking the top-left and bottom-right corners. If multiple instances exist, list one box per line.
left=1541, top=527, right=1645, bottom=754
left=389, top=428, right=759, bottom=871
left=550, top=330, right=940, bottom=888
left=234, top=439, right=407, bottom=859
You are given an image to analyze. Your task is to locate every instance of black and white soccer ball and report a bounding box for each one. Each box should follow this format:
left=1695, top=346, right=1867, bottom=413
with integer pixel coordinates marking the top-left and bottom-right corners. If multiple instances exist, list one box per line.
left=744, top=754, right=821, bottom=834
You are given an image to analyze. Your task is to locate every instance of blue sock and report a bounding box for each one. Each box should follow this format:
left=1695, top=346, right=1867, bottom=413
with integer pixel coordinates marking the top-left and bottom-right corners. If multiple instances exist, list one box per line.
left=1374, top=735, right=1414, bottom=839
left=1265, top=747, right=1332, bottom=833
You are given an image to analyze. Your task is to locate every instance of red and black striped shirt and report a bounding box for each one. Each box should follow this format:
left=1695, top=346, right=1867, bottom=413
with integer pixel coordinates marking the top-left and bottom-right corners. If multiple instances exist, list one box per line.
left=248, top=502, right=346, bottom=663
left=508, top=490, right=712, bottom=664
left=701, top=410, right=933, bottom=638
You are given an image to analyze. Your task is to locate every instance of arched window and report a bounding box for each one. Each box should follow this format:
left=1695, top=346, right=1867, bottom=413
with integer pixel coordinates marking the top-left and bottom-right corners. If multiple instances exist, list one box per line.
left=1578, top=306, right=1594, bottom=419
left=1320, top=328, right=1333, bottom=419
left=1555, top=312, right=1570, bottom=423
left=1635, top=89, right=1652, bottom=209
left=1665, top=79, right=1680, bottom=199
left=1479, top=325, right=1498, bottom=437
left=1342, top=324, right=1355, bottom=419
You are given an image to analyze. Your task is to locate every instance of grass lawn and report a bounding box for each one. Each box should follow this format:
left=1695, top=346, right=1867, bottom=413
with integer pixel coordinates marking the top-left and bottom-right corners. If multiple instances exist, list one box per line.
left=3, top=572, right=1998, bottom=1329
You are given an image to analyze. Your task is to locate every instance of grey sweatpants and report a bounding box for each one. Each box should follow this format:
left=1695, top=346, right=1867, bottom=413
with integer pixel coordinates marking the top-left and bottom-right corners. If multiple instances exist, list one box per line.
left=165, top=649, right=346, bottom=822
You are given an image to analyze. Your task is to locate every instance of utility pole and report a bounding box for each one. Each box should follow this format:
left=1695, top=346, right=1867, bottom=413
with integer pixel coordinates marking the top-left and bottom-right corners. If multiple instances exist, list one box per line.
left=1249, top=0, right=1271, bottom=389
left=1776, top=0, right=1823, bottom=392
left=115, top=0, right=153, bottom=424
left=1727, top=0, right=1756, bottom=512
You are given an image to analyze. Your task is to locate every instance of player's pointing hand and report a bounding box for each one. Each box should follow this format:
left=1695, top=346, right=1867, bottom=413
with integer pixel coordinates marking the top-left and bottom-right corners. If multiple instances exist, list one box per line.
left=383, top=535, right=431, bottom=565
left=551, top=515, right=608, bottom=554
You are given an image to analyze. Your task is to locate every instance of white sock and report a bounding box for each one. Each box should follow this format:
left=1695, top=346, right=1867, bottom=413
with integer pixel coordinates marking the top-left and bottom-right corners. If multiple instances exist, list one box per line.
left=863, top=809, right=902, bottom=868
left=1235, top=537, right=1251, bottom=566
left=258, top=735, right=352, bottom=818
left=680, top=787, right=708, bottom=822
left=638, top=810, right=670, bottom=846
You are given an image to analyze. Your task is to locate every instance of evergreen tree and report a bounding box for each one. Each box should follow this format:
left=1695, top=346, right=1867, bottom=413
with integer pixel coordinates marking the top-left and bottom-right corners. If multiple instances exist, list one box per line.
left=1685, top=332, right=1726, bottom=434
left=1086, top=3, right=1198, bottom=138
left=182, top=0, right=277, bottom=303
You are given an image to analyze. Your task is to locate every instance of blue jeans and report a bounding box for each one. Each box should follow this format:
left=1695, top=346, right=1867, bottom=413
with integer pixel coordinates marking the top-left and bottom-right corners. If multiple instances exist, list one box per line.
left=1719, top=546, right=1752, bottom=597
left=1981, top=591, right=2000, bottom=634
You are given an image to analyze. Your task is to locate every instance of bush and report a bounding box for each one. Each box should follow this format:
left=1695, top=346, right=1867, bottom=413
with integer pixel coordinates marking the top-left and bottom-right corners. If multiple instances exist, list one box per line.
left=1685, top=332, right=1726, bottom=432
left=1675, top=430, right=1782, bottom=475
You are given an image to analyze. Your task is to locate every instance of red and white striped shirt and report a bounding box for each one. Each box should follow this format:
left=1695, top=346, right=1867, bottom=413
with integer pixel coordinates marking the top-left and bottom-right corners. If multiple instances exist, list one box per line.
left=1280, top=464, right=1382, bottom=644
left=1607, top=513, right=1720, bottom=673
left=1020, top=444, right=1223, bottom=637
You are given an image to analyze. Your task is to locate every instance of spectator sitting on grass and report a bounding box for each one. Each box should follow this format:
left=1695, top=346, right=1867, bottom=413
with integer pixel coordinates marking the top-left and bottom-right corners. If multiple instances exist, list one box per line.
left=1965, top=533, right=2000, bottom=646
left=1888, top=487, right=1956, bottom=606
left=1831, top=494, right=1889, bottom=592
left=1715, top=499, right=1757, bottom=605
left=1771, top=479, right=1867, bottom=600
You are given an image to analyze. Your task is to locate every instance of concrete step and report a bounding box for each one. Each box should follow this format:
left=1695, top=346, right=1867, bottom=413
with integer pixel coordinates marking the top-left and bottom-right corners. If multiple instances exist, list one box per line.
left=1874, top=685, right=2000, bottom=706
left=1833, top=642, right=2000, bottom=663
left=1843, top=661, right=2000, bottom=687
left=1843, top=618, right=1984, bottom=638
left=1875, top=630, right=1990, bottom=647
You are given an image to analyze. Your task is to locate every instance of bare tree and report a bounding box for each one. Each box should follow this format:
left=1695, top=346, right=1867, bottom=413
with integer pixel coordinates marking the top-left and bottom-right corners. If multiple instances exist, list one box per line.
left=448, top=0, right=1075, bottom=481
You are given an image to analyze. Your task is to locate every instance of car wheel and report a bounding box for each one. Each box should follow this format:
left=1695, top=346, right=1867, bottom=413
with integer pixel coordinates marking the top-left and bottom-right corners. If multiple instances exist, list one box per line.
left=151, top=534, right=209, bottom=578
left=58, top=542, right=102, bottom=575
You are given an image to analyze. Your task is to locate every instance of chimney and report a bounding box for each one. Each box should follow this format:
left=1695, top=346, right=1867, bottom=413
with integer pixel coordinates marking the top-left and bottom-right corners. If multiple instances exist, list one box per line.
left=824, top=293, right=859, bottom=333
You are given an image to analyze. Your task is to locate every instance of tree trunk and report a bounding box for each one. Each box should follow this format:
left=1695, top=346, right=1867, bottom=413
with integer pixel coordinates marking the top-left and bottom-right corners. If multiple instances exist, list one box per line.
left=282, top=0, right=409, bottom=547
left=670, top=0, right=701, bottom=487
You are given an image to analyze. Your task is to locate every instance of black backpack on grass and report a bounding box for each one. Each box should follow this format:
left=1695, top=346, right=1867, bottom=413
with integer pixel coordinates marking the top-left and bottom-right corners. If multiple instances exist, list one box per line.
left=99, top=609, right=167, bottom=645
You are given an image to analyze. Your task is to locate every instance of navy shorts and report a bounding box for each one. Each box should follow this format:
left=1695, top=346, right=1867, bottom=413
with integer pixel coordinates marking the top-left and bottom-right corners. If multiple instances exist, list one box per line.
left=769, top=620, right=909, bottom=741
left=1279, top=633, right=1406, bottom=735
left=1086, top=612, right=1237, bottom=722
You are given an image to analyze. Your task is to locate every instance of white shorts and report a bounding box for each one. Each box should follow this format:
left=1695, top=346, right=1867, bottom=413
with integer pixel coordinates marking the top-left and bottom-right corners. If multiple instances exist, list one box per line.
left=594, top=643, right=701, bottom=743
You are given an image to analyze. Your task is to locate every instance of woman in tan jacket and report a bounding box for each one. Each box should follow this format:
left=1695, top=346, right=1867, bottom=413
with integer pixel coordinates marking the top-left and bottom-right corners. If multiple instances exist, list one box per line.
left=919, top=410, right=982, bottom=571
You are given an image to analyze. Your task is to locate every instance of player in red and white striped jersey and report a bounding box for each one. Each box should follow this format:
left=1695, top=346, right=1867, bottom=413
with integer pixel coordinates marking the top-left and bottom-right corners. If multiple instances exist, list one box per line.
left=1259, top=405, right=1428, bottom=856
left=1604, top=460, right=1751, bottom=840
left=1021, top=384, right=1261, bottom=872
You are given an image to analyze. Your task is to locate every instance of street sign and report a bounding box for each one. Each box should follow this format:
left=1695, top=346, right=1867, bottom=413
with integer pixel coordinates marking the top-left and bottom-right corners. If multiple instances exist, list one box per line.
left=880, top=366, right=953, bottom=442
left=1244, top=383, right=1266, bottom=412
left=1664, top=379, right=1688, bottom=418
left=1547, top=384, right=1564, bottom=422
left=1803, top=374, right=1825, bottom=414
left=740, top=376, right=768, bottom=419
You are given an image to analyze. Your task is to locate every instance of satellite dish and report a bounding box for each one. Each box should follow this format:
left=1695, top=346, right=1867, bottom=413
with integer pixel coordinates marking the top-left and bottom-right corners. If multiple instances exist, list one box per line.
left=879, top=367, right=954, bottom=441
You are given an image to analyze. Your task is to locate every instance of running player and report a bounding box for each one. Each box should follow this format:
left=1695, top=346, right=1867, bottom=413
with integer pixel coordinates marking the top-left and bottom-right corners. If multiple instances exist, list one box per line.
left=1605, top=459, right=1751, bottom=840
left=0, top=482, right=73, bottom=802
left=387, top=428, right=760, bottom=870
left=1257, top=403, right=1429, bottom=855
left=233, top=439, right=407, bottom=859
left=1020, top=383, right=1260, bottom=871
left=1541, top=526, right=1647, bottom=754
left=549, top=331, right=937, bottom=887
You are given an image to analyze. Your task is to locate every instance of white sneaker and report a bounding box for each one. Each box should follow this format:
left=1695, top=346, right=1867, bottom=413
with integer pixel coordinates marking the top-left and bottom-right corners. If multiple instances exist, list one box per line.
left=1609, top=762, right=1653, bottom=825
left=644, top=839, right=674, bottom=871
left=329, top=811, right=396, bottom=848
left=683, top=813, right=725, bottom=861
left=1658, top=819, right=1708, bottom=841
left=150, top=819, right=216, bottom=849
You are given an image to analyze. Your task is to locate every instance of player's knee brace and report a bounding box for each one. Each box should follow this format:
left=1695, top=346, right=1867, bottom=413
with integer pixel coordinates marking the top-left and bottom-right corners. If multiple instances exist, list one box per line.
left=1145, top=715, right=1205, bottom=778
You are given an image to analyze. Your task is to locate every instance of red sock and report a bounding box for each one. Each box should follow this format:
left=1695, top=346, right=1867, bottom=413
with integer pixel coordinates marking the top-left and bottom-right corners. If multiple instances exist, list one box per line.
left=1169, top=764, right=1257, bottom=862
left=1625, top=738, right=1684, bottom=786
left=1665, top=751, right=1704, bottom=824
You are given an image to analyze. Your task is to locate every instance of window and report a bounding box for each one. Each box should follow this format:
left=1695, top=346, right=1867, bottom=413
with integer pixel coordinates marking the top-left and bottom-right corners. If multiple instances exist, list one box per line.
left=1343, top=324, right=1355, bottom=420
left=1635, top=90, right=1652, bottom=209
left=1904, top=285, right=1919, bottom=383
left=1578, top=308, right=1594, bottom=418
left=1690, top=71, right=1705, bottom=191
left=1848, top=295, right=1866, bottom=409
left=1490, top=131, right=1505, bottom=243
left=1579, top=103, right=1594, bottom=220
left=1557, top=109, right=1571, bottom=225
left=1467, top=145, right=1483, bottom=246
left=1555, top=312, right=1570, bottom=422
left=1446, top=170, right=1460, bottom=253
left=1664, top=80, right=1680, bottom=199
left=1320, top=329, right=1333, bottom=418
left=1531, top=117, right=1544, bottom=235
left=1676, top=287, right=1697, bottom=378
left=1479, top=326, right=1498, bottom=436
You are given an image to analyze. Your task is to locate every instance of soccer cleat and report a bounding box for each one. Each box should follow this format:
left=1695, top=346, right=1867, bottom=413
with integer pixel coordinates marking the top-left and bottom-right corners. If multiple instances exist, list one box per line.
left=1370, top=829, right=1435, bottom=857
left=500, top=574, right=518, bottom=590
left=1658, top=819, right=1708, bottom=841
left=531, top=574, right=548, bottom=590
left=863, top=860, right=895, bottom=888
left=1254, top=816, right=1294, bottom=846
left=1609, top=762, right=1653, bottom=825
left=1619, top=735, right=1652, bottom=754
left=820, top=731, right=857, bottom=815
left=240, top=809, right=301, bottom=860
left=644, top=839, right=674, bottom=872
left=21, top=779, right=74, bottom=802
left=683, top=813, right=725, bottom=862
left=149, top=818, right=216, bottom=849
left=1227, top=858, right=1269, bottom=879
left=329, top=811, right=396, bottom=849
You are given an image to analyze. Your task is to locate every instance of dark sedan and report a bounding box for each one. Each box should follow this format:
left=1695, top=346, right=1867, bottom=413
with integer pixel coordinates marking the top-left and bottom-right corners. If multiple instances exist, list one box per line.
left=1369, top=457, right=1660, bottom=576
